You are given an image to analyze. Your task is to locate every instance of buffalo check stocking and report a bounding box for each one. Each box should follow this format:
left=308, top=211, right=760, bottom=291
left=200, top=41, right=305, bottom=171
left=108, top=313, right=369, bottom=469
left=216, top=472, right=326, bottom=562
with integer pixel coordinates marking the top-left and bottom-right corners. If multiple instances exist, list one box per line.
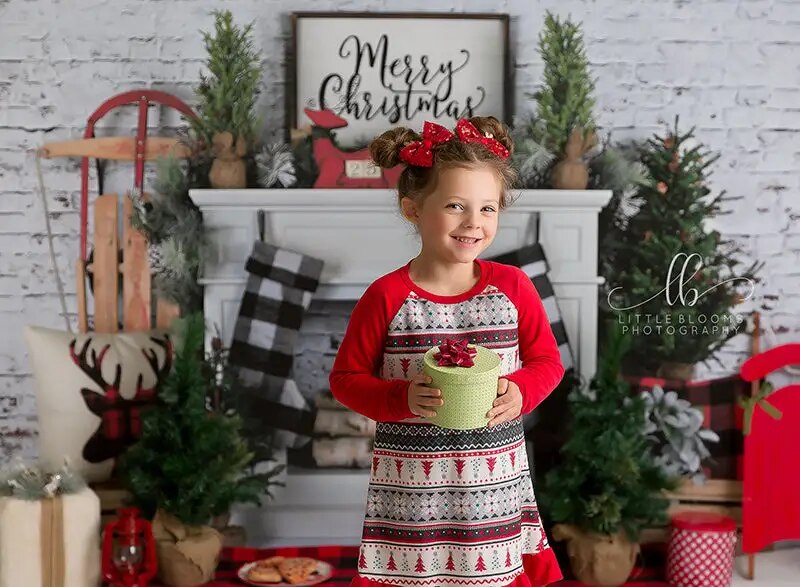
left=227, top=241, right=324, bottom=451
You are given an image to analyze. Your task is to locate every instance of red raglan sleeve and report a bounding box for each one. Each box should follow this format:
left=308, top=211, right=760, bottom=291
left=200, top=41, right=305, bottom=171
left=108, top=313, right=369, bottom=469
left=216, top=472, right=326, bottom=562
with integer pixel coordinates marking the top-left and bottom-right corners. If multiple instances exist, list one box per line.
left=328, top=279, right=416, bottom=422
left=500, top=266, right=566, bottom=414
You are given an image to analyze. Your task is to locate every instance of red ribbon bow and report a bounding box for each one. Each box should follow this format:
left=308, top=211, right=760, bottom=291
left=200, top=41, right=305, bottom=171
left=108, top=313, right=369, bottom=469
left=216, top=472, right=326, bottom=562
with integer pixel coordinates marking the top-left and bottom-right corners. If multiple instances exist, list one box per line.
left=398, top=121, right=454, bottom=167
left=398, top=119, right=510, bottom=167
left=434, top=338, right=478, bottom=368
left=455, top=118, right=510, bottom=160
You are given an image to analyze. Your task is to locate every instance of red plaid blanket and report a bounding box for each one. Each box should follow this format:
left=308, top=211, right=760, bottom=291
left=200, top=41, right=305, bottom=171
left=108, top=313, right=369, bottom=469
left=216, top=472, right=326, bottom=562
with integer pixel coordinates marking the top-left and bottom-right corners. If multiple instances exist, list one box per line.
left=151, top=544, right=667, bottom=586
left=625, top=373, right=746, bottom=480
left=152, top=545, right=359, bottom=586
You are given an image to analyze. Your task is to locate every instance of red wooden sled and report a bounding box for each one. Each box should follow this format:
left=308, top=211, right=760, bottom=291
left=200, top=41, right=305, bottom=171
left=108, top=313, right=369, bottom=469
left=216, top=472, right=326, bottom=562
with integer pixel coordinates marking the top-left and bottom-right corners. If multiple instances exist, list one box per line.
left=738, top=312, right=800, bottom=579
left=38, top=89, right=198, bottom=333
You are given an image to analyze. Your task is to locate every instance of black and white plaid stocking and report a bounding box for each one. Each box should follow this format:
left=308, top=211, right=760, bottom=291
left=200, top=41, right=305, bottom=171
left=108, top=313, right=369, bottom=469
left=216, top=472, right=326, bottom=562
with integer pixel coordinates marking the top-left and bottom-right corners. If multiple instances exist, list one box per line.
left=227, top=240, right=324, bottom=451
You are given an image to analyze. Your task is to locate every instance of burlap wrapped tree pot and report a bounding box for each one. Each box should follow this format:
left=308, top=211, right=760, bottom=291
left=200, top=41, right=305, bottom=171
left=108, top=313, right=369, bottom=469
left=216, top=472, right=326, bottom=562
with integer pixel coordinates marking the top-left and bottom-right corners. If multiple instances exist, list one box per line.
left=152, top=509, right=223, bottom=586
left=550, top=127, right=597, bottom=190
left=552, top=524, right=639, bottom=587
left=209, top=131, right=247, bottom=189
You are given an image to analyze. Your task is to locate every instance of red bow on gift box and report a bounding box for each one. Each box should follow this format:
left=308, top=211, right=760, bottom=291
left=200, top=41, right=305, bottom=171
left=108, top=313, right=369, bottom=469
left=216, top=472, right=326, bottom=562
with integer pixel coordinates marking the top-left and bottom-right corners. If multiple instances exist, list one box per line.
left=434, top=339, right=478, bottom=367
left=399, top=119, right=510, bottom=167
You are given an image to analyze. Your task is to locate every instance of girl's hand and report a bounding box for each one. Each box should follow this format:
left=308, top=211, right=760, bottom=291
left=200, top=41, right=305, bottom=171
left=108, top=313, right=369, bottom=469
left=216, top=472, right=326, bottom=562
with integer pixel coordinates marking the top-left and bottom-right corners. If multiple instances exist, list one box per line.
left=488, top=378, right=522, bottom=427
left=407, top=373, right=443, bottom=418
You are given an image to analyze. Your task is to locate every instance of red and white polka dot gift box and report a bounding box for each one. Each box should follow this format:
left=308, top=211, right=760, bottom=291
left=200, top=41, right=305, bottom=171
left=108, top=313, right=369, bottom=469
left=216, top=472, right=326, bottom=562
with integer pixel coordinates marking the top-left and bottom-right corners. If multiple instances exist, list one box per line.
left=666, top=512, right=737, bottom=587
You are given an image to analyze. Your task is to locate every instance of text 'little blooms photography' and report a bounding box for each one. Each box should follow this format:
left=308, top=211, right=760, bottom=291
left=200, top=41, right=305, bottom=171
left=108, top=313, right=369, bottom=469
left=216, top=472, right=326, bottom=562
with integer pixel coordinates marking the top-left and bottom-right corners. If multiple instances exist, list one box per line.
left=609, top=252, right=754, bottom=339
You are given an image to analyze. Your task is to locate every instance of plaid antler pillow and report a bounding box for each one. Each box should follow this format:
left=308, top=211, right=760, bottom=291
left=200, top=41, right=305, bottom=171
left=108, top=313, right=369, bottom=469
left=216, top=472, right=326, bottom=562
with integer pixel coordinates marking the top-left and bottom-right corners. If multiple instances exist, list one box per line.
left=24, top=326, right=173, bottom=482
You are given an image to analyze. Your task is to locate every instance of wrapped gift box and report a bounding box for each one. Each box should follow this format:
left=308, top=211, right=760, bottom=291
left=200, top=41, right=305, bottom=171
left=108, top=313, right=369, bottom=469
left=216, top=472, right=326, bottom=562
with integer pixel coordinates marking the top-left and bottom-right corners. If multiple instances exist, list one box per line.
left=0, top=486, right=101, bottom=587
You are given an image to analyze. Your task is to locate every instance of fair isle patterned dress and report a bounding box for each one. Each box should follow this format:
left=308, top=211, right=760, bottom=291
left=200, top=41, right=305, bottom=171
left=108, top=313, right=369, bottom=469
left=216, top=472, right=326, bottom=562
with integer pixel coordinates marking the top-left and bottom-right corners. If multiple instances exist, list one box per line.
left=329, top=259, right=565, bottom=587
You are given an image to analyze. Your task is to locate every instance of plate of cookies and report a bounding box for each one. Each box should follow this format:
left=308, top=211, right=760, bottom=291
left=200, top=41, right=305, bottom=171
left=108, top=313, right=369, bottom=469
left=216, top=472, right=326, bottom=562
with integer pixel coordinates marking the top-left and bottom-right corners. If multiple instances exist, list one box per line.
left=238, top=556, right=333, bottom=586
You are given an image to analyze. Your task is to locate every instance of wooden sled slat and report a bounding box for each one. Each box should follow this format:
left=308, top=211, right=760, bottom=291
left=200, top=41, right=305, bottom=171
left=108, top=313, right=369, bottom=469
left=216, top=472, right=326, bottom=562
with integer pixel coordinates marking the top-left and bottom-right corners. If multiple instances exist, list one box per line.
left=122, top=196, right=151, bottom=331
left=76, top=259, right=89, bottom=333
left=92, top=195, right=119, bottom=333
left=37, top=136, right=191, bottom=161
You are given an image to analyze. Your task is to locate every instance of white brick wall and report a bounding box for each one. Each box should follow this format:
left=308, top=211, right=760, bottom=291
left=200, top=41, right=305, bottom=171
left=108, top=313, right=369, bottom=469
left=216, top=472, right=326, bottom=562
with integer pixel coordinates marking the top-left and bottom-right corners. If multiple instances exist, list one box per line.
left=2, top=0, right=798, bottom=463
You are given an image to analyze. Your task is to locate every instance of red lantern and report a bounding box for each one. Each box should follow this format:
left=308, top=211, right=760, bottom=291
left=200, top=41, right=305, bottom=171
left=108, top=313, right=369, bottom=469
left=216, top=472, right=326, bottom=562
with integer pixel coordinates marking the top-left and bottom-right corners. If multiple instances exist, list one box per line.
left=102, top=507, right=158, bottom=587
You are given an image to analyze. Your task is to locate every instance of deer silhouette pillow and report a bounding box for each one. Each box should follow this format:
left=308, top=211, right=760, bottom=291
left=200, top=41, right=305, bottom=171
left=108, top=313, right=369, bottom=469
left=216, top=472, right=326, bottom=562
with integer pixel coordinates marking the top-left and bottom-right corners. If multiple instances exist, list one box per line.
left=24, top=325, right=173, bottom=482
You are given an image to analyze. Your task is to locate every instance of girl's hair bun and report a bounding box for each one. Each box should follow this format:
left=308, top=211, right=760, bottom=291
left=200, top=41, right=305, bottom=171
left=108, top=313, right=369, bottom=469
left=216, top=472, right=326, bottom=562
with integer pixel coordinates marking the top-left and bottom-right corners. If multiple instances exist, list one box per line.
left=369, top=127, right=421, bottom=169
left=465, top=116, right=514, bottom=157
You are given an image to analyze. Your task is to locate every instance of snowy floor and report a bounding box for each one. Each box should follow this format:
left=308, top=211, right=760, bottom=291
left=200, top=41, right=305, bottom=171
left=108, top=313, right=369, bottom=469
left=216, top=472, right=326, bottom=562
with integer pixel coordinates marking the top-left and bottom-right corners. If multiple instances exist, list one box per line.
left=732, top=549, right=800, bottom=586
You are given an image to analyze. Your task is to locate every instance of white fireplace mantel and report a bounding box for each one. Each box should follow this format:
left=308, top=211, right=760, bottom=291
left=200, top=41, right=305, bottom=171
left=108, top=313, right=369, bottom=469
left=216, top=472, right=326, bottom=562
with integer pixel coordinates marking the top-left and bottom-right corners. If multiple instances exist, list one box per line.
left=191, top=187, right=610, bottom=384
left=191, top=188, right=609, bottom=291
left=189, top=187, right=611, bottom=547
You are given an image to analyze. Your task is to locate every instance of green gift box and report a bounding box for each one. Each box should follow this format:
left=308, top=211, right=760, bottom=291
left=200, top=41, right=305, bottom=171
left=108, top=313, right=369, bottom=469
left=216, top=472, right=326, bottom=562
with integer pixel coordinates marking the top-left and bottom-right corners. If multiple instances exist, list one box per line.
left=423, top=343, right=501, bottom=430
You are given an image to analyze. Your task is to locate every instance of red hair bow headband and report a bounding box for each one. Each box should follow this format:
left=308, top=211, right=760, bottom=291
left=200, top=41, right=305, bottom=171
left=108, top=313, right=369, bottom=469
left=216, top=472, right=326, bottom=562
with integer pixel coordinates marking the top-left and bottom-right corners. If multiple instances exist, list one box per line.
left=398, top=121, right=454, bottom=167
left=455, top=118, right=510, bottom=160
left=398, top=119, right=509, bottom=167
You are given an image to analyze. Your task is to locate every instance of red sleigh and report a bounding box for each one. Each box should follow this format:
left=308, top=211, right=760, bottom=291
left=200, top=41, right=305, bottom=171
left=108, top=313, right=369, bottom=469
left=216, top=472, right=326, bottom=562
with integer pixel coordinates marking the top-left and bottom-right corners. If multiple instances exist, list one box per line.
left=738, top=312, right=800, bottom=578
left=303, top=107, right=403, bottom=188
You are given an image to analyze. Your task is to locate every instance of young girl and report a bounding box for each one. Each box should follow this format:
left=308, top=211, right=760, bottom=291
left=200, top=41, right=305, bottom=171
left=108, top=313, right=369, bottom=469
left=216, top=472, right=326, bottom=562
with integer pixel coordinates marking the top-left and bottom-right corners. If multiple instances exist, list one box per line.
left=329, top=116, right=565, bottom=587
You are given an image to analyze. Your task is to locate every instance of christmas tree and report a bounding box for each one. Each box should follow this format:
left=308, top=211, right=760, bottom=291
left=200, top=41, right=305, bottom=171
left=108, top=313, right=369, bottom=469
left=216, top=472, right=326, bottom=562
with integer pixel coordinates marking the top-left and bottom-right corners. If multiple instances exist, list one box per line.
left=606, top=118, right=761, bottom=374
left=475, top=554, right=486, bottom=572
left=445, top=553, right=455, bottom=572
left=120, top=313, right=281, bottom=526
left=189, top=9, right=263, bottom=151
left=541, top=325, right=677, bottom=541
left=415, top=555, right=426, bottom=573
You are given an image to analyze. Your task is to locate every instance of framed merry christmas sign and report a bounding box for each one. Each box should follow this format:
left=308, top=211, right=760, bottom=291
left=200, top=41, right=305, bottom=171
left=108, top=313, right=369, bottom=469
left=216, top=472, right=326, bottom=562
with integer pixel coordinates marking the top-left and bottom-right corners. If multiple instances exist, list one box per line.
left=288, top=12, right=511, bottom=149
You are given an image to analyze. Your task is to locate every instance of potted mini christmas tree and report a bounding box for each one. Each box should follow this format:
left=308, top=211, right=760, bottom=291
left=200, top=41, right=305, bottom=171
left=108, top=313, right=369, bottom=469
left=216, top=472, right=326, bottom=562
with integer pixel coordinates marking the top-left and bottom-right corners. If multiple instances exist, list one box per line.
left=190, top=9, right=263, bottom=188
left=606, top=118, right=761, bottom=378
left=541, top=325, right=677, bottom=587
left=513, top=11, right=597, bottom=189
left=120, top=313, right=281, bottom=586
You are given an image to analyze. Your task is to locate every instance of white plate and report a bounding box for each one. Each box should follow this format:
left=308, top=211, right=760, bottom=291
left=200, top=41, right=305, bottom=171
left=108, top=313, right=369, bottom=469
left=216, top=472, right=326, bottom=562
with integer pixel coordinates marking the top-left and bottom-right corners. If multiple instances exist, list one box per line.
left=237, top=559, right=333, bottom=586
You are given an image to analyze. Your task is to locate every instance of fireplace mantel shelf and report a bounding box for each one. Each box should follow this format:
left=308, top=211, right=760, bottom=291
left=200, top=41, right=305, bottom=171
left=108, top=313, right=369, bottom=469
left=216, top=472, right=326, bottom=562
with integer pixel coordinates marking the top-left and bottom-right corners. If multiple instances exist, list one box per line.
left=190, top=188, right=611, bottom=211
left=191, top=188, right=610, bottom=299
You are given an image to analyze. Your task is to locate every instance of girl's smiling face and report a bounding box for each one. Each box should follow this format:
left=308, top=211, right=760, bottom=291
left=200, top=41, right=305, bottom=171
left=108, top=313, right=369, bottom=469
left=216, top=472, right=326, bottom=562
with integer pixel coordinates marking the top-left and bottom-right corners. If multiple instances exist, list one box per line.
left=401, top=165, right=501, bottom=264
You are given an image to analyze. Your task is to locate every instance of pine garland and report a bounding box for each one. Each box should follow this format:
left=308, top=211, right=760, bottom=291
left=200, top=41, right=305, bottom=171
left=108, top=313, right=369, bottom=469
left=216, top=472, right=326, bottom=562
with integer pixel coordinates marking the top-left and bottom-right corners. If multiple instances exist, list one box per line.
left=591, top=141, right=649, bottom=287
left=510, top=111, right=556, bottom=189
left=0, top=462, right=86, bottom=501
left=541, top=327, right=677, bottom=541
left=128, top=156, right=206, bottom=315
left=119, top=313, right=283, bottom=526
